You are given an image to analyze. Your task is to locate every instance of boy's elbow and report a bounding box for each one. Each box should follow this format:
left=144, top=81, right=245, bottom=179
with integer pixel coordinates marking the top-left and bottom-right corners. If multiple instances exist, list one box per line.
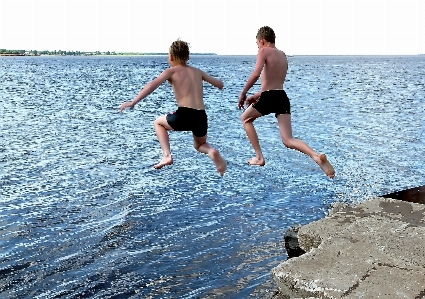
left=217, top=81, right=224, bottom=89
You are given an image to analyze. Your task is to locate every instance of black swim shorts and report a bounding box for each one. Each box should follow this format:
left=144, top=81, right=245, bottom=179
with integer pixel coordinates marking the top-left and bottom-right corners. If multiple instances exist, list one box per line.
left=252, top=90, right=291, bottom=117
left=166, top=107, right=208, bottom=137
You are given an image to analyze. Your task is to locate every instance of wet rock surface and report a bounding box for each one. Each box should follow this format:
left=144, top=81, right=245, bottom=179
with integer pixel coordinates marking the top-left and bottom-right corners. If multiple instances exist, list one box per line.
left=382, top=185, right=425, bottom=205
left=273, top=193, right=425, bottom=299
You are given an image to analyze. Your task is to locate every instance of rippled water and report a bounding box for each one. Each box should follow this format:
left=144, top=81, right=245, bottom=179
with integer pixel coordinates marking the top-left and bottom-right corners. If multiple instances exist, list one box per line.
left=1, top=55, right=424, bottom=298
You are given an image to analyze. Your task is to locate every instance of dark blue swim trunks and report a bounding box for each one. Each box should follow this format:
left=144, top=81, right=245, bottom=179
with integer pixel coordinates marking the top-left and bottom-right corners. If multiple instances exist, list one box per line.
left=252, top=90, right=291, bottom=117
left=166, top=107, right=208, bottom=137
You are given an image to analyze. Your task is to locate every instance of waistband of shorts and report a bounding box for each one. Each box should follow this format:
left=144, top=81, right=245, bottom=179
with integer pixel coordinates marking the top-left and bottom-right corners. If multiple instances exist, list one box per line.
left=177, top=106, right=206, bottom=112
left=262, top=89, right=286, bottom=93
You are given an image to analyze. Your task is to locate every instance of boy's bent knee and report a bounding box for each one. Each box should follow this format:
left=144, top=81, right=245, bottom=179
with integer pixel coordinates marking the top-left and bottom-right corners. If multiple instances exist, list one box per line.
left=154, top=115, right=173, bottom=130
left=154, top=116, right=162, bottom=125
left=193, top=139, right=206, bottom=150
left=241, top=115, right=255, bottom=124
left=282, top=138, right=295, bottom=149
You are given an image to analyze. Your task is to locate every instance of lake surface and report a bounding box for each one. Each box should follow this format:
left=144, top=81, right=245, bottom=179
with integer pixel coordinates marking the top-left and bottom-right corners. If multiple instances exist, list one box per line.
left=1, top=55, right=424, bottom=298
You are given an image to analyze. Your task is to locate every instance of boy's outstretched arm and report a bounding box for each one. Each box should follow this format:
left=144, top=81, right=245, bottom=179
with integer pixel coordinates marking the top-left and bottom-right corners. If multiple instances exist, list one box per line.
left=120, top=69, right=172, bottom=112
left=238, top=49, right=266, bottom=109
left=201, top=70, right=224, bottom=89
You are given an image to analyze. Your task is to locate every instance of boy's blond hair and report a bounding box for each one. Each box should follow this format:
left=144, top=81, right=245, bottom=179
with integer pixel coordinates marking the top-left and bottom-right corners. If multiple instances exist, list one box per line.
left=256, top=26, right=275, bottom=44
left=169, top=39, right=190, bottom=62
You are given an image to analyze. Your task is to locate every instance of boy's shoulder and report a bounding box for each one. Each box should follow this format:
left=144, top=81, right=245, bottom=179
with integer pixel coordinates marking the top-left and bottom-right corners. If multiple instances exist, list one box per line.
left=168, top=64, right=204, bottom=78
left=261, top=47, right=287, bottom=62
left=186, top=64, right=201, bottom=71
left=172, top=64, right=198, bottom=70
left=260, top=46, right=284, bottom=54
left=181, top=64, right=204, bottom=75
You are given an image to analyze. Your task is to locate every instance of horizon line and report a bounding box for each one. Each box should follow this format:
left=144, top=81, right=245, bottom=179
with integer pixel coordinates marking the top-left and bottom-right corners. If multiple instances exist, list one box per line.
left=1, top=49, right=423, bottom=57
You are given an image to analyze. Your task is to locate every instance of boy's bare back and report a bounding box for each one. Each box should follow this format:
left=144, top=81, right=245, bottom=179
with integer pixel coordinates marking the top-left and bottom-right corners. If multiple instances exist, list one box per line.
left=258, top=47, right=288, bottom=91
left=167, top=64, right=224, bottom=110
left=168, top=65, right=206, bottom=110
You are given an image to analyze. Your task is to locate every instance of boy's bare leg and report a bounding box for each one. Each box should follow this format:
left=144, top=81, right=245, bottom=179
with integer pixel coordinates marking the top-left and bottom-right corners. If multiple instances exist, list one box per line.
left=153, top=115, right=174, bottom=169
left=241, top=106, right=265, bottom=166
left=193, top=135, right=227, bottom=176
left=277, top=114, right=335, bottom=178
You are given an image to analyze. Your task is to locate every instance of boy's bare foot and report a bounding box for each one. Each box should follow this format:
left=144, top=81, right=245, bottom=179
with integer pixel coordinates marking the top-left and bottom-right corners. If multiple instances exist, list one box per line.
left=248, top=157, right=265, bottom=166
left=210, top=149, right=227, bottom=176
left=314, top=154, right=335, bottom=178
left=154, top=156, right=173, bottom=169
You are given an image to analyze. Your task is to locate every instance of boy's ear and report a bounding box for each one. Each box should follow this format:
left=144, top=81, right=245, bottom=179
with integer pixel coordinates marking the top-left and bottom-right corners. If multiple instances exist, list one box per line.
left=169, top=54, right=175, bottom=61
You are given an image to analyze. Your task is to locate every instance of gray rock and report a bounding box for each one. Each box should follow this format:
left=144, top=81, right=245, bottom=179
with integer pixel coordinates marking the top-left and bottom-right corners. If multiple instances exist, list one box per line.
left=271, top=197, right=425, bottom=299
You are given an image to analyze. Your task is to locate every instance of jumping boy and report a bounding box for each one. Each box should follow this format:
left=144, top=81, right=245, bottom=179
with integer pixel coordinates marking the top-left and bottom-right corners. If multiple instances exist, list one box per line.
left=120, top=39, right=227, bottom=176
left=238, top=26, right=335, bottom=178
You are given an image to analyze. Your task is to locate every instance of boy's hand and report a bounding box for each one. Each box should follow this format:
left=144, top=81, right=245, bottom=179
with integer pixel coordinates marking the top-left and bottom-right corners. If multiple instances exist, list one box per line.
left=238, top=94, right=247, bottom=110
left=246, top=95, right=258, bottom=106
left=217, top=80, right=224, bottom=90
left=120, top=101, right=134, bottom=112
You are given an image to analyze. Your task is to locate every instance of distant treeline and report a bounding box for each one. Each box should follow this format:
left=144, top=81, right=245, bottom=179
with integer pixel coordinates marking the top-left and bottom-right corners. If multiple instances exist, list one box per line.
left=0, top=49, right=216, bottom=56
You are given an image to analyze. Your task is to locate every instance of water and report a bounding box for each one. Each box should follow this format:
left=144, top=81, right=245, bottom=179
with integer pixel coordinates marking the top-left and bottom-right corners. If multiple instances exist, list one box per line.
left=1, top=55, right=424, bottom=298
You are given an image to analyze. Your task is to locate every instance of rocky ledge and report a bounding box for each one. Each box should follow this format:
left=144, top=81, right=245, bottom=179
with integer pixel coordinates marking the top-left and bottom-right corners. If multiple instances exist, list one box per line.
left=272, top=189, right=425, bottom=299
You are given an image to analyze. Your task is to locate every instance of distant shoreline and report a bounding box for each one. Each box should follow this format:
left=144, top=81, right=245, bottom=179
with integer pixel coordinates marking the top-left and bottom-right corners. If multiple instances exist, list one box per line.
left=0, top=51, right=217, bottom=57
left=1, top=52, right=424, bottom=57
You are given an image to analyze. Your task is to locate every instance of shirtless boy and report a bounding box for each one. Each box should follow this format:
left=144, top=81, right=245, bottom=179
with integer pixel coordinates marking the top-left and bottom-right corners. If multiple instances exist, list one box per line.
left=238, top=26, right=335, bottom=178
left=120, top=39, right=227, bottom=175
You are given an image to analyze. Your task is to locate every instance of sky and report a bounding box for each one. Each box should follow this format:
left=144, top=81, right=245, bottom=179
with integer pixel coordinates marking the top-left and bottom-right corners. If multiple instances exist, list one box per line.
left=0, top=0, right=424, bottom=55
